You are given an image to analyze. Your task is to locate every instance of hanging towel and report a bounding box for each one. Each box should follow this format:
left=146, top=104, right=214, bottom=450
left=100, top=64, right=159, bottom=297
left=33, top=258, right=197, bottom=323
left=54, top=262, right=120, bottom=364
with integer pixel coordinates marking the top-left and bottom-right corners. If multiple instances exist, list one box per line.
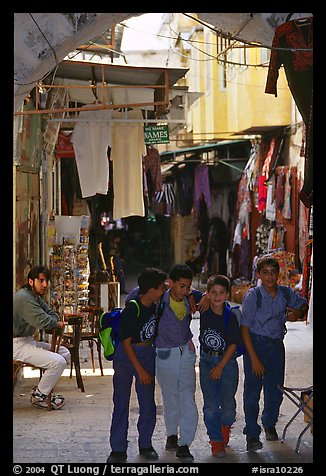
left=71, top=107, right=112, bottom=198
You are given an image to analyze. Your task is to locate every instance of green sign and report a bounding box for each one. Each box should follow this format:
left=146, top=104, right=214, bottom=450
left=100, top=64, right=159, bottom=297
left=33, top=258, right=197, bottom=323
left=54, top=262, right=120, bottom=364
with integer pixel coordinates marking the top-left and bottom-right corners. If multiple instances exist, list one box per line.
left=144, top=124, right=170, bottom=144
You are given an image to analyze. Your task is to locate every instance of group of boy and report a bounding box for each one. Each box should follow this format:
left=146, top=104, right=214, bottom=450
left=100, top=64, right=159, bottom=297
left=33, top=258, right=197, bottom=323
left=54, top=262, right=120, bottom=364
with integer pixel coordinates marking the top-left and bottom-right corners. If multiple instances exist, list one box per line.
left=13, top=256, right=308, bottom=461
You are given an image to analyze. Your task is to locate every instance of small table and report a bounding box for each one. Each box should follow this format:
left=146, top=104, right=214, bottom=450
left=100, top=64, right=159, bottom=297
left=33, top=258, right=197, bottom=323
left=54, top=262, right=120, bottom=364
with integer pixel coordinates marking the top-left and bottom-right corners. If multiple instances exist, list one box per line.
left=278, top=385, right=313, bottom=453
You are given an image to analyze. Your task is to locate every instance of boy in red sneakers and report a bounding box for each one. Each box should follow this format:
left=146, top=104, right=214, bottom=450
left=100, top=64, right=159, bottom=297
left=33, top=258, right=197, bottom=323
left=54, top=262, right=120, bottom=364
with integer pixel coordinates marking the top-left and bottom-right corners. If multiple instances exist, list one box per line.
left=198, top=274, right=242, bottom=458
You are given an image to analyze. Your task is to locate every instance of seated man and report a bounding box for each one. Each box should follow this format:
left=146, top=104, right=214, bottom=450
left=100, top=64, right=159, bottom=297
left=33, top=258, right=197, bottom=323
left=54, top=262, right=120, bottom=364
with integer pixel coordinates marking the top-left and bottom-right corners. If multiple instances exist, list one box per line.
left=13, top=265, right=69, bottom=410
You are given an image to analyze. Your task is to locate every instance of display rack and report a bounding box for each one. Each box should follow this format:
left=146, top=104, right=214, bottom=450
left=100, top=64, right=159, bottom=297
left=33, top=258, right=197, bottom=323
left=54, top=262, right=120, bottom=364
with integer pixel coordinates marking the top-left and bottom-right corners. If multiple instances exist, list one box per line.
left=50, top=216, right=90, bottom=315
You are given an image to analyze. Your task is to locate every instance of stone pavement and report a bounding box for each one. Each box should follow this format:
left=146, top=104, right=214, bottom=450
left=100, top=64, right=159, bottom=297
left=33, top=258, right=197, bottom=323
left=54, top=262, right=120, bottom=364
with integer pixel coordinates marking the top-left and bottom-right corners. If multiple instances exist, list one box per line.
left=13, top=317, right=313, bottom=466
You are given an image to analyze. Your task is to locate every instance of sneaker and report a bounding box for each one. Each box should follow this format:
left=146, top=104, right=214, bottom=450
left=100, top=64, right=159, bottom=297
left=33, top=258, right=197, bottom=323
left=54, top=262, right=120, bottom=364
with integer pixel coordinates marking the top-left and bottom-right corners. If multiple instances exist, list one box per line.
left=30, top=388, right=65, bottom=410
left=176, top=445, right=194, bottom=461
left=222, top=425, right=232, bottom=446
left=139, top=446, right=159, bottom=461
left=265, top=427, right=278, bottom=441
left=165, top=435, right=178, bottom=450
left=50, top=394, right=65, bottom=410
left=209, top=441, right=226, bottom=458
left=246, top=436, right=263, bottom=452
left=106, top=451, right=127, bottom=463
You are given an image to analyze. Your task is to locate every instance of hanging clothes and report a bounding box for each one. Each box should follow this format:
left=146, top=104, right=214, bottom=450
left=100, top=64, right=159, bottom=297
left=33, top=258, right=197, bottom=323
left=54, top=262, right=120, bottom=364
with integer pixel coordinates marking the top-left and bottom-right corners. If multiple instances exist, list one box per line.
left=143, top=146, right=163, bottom=199
left=282, top=169, right=292, bottom=219
left=265, top=17, right=313, bottom=209
left=258, top=174, right=268, bottom=212
left=193, top=164, right=212, bottom=211
left=275, top=167, right=285, bottom=210
left=71, top=107, right=112, bottom=198
left=265, top=182, right=276, bottom=221
left=111, top=109, right=146, bottom=220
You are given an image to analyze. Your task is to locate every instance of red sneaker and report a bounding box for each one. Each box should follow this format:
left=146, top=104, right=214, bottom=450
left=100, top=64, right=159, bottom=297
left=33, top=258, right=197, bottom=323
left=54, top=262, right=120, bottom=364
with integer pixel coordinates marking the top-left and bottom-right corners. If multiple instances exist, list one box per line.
left=209, top=441, right=226, bottom=458
left=222, top=425, right=232, bottom=446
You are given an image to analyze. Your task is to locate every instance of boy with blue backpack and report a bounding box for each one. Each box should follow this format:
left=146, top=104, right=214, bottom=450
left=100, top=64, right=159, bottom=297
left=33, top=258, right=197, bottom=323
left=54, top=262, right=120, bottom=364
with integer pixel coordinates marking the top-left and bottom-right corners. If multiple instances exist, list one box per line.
left=240, top=255, right=309, bottom=452
left=126, top=263, right=202, bottom=462
left=106, top=267, right=167, bottom=464
left=198, top=274, right=243, bottom=458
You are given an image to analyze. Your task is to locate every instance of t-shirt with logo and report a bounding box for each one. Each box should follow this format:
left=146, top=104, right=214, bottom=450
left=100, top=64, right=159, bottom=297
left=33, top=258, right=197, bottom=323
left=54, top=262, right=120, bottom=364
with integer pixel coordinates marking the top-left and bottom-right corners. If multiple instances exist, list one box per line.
left=199, top=307, right=241, bottom=354
left=118, top=299, right=157, bottom=344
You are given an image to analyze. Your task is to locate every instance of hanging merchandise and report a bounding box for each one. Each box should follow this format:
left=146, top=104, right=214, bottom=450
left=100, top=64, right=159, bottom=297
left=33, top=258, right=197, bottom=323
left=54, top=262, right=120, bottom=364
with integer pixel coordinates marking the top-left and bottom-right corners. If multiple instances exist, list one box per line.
left=275, top=167, right=285, bottom=210
left=71, top=107, right=112, bottom=198
left=193, top=164, right=212, bottom=211
left=257, top=173, right=268, bottom=212
left=143, top=146, right=163, bottom=200
left=282, top=169, right=292, bottom=219
left=50, top=216, right=90, bottom=315
left=111, top=109, right=146, bottom=220
left=265, top=17, right=313, bottom=208
left=265, top=181, right=276, bottom=221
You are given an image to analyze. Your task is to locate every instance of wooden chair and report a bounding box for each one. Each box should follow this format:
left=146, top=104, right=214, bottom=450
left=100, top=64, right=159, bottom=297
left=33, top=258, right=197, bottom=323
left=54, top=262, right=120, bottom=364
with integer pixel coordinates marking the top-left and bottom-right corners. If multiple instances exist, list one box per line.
left=79, top=306, right=104, bottom=376
left=13, top=328, right=63, bottom=411
left=61, top=315, right=85, bottom=392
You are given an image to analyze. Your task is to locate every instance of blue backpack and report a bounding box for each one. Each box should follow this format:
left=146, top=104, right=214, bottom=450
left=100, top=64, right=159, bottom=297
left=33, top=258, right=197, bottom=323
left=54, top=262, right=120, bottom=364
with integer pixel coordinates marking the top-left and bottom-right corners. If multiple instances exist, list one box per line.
left=99, top=299, right=140, bottom=361
left=223, top=302, right=246, bottom=358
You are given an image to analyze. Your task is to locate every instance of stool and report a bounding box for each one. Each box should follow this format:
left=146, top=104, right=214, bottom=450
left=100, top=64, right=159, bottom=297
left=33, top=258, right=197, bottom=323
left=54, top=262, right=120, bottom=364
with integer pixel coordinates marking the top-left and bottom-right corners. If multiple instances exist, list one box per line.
left=278, top=385, right=313, bottom=453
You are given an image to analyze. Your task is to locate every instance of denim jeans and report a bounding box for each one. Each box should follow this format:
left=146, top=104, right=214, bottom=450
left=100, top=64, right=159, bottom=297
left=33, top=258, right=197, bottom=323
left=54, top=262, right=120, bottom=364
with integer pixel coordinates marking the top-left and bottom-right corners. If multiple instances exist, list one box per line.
left=199, top=349, right=239, bottom=442
left=243, top=332, right=285, bottom=438
left=156, top=344, right=198, bottom=446
left=110, top=342, right=156, bottom=452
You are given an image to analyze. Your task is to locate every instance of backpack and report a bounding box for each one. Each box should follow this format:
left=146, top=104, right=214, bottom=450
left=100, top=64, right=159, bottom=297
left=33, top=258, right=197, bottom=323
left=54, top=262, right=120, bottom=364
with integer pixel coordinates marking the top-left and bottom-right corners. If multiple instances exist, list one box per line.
left=254, top=285, right=291, bottom=335
left=99, top=299, right=140, bottom=361
left=223, top=302, right=246, bottom=358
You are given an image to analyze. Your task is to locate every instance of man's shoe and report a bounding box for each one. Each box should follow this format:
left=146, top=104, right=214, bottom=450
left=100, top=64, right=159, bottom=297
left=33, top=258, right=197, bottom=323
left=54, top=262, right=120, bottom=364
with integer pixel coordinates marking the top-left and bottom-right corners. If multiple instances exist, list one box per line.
left=265, top=427, right=278, bottom=441
left=165, top=435, right=178, bottom=450
left=176, top=445, right=194, bottom=461
left=106, top=451, right=127, bottom=463
left=210, top=441, right=226, bottom=458
left=222, top=425, right=232, bottom=446
left=139, top=446, right=159, bottom=461
left=31, top=388, right=65, bottom=410
left=246, top=436, right=263, bottom=452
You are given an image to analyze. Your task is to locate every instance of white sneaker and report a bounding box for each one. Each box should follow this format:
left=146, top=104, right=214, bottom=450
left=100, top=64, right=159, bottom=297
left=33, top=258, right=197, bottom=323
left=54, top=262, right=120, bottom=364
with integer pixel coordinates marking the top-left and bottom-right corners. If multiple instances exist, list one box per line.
left=30, top=388, right=65, bottom=410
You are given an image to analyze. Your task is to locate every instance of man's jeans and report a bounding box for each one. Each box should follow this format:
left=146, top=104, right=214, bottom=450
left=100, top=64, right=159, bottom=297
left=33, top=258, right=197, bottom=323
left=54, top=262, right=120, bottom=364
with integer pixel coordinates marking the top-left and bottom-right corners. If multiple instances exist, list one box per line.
left=199, top=349, right=239, bottom=442
left=243, top=332, right=285, bottom=438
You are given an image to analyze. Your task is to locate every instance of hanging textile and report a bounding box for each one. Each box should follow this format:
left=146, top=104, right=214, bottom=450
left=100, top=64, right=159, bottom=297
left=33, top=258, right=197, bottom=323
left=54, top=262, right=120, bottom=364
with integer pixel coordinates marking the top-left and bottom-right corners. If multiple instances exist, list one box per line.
left=71, top=107, right=112, bottom=198
left=111, top=109, right=146, bottom=219
left=265, top=182, right=276, bottom=221
left=282, top=169, right=292, bottom=219
left=143, top=146, right=163, bottom=199
left=265, top=17, right=313, bottom=208
left=258, top=174, right=268, bottom=212
left=193, top=164, right=212, bottom=211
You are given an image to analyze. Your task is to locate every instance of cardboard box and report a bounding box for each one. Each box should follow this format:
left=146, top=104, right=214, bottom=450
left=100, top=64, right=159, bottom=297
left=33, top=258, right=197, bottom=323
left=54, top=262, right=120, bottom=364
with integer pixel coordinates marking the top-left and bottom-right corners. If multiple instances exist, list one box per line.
left=301, top=391, right=313, bottom=433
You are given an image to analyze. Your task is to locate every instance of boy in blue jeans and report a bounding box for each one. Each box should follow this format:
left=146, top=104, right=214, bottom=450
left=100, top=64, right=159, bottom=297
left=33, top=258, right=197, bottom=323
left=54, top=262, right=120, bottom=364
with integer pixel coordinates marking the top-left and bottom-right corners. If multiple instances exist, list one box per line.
left=107, top=267, right=167, bottom=463
left=240, top=256, right=309, bottom=451
left=198, top=274, right=242, bottom=458
left=126, top=264, right=203, bottom=461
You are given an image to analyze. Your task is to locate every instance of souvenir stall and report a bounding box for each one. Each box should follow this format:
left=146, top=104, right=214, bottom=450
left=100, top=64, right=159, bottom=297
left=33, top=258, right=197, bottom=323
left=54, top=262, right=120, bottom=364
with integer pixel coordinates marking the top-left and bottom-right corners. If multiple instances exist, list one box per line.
left=49, top=215, right=90, bottom=315
left=230, top=132, right=311, bottom=304
left=156, top=140, right=251, bottom=277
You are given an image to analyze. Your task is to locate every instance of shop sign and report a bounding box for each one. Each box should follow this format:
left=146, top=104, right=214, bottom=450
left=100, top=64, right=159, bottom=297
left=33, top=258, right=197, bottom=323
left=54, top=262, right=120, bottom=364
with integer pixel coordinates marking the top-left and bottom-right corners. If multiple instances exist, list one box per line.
left=144, top=125, right=170, bottom=144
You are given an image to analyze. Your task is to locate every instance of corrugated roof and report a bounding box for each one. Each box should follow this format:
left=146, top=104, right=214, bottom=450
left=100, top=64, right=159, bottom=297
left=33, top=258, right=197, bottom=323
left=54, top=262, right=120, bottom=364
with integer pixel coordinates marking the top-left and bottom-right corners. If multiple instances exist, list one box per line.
left=55, top=60, right=189, bottom=88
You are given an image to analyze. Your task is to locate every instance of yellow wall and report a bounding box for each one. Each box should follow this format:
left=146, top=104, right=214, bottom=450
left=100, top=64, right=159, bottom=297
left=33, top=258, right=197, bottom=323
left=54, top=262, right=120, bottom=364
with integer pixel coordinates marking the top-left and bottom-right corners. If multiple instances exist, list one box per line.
left=183, top=25, right=294, bottom=142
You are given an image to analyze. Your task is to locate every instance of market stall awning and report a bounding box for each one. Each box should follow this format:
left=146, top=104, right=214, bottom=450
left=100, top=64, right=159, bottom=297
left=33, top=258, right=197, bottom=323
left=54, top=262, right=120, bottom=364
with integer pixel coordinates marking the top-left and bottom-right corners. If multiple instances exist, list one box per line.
left=160, top=139, right=250, bottom=163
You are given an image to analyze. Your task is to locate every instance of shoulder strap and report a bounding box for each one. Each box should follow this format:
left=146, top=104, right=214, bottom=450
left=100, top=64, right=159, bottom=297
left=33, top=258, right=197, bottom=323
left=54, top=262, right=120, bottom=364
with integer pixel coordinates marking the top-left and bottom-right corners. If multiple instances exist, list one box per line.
left=279, top=285, right=291, bottom=304
left=223, top=302, right=231, bottom=329
left=255, top=286, right=262, bottom=310
left=128, top=299, right=140, bottom=317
